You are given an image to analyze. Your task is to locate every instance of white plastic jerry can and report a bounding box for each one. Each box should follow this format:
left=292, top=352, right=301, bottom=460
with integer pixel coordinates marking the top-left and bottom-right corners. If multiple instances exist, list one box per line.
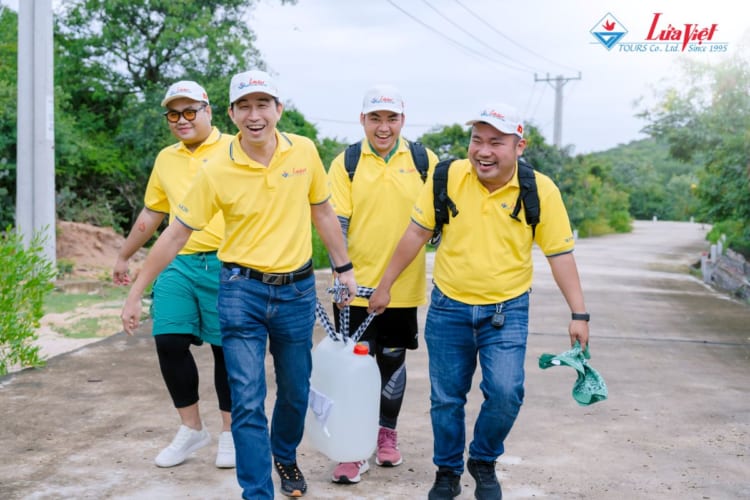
left=305, top=335, right=380, bottom=462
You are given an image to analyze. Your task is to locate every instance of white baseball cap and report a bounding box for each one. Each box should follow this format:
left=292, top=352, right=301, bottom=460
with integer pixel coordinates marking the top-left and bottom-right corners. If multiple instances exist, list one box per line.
left=466, top=103, right=524, bottom=138
left=161, top=81, right=209, bottom=107
left=229, top=70, right=279, bottom=104
left=361, top=84, right=404, bottom=114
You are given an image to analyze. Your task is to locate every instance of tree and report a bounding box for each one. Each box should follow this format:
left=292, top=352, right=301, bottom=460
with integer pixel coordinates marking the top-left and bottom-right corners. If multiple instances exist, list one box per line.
left=0, top=6, right=17, bottom=229
left=592, top=138, right=701, bottom=221
left=420, top=124, right=470, bottom=160
left=49, top=0, right=297, bottom=231
left=640, top=53, right=750, bottom=256
left=55, top=0, right=283, bottom=93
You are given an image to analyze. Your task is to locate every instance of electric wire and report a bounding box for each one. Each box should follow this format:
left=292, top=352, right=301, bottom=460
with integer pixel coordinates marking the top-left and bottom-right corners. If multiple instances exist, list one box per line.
left=384, top=0, right=531, bottom=75
left=450, top=0, right=581, bottom=74
left=418, top=0, right=538, bottom=73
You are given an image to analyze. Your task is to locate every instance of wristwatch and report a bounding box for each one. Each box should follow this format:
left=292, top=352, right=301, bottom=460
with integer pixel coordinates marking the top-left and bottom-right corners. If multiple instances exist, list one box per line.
left=571, top=312, right=590, bottom=322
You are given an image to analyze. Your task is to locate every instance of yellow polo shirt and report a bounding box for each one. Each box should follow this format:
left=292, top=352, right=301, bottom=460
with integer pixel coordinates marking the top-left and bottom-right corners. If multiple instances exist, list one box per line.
left=412, top=158, right=575, bottom=305
left=176, top=130, right=329, bottom=272
left=145, top=127, right=230, bottom=255
left=329, top=139, right=438, bottom=307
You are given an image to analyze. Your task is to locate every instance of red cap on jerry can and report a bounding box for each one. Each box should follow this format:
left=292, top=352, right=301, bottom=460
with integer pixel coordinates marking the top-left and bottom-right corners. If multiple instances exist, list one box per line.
left=353, top=343, right=369, bottom=355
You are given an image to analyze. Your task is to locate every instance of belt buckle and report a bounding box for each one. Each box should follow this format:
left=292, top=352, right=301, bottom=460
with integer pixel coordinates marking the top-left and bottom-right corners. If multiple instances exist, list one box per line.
left=262, top=273, right=285, bottom=285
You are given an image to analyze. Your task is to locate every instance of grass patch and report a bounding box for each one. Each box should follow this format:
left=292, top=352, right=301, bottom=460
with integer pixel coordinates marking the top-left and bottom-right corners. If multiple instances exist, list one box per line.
left=44, top=285, right=129, bottom=315
left=56, top=317, right=105, bottom=339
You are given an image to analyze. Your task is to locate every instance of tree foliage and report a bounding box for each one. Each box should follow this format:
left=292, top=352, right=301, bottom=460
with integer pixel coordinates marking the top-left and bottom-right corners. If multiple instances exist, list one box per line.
left=0, top=7, right=18, bottom=229
left=50, top=0, right=292, bottom=229
left=420, top=124, right=470, bottom=160
left=592, top=138, right=701, bottom=221
left=640, top=53, right=750, bottom=256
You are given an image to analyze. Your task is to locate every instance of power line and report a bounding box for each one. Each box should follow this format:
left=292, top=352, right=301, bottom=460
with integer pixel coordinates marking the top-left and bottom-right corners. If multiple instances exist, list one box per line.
left=419, top=0, right=537, bottom=73
left=450, top=0, right=580, bottom=74
left=384, top=0, right=530, bottom=74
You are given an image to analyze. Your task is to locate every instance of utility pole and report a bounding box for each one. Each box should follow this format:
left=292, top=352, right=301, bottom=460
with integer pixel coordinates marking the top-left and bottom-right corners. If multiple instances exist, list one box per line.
left=534, top=72, right=581, bottom=148
left=17, top=0, right=56, bottom=268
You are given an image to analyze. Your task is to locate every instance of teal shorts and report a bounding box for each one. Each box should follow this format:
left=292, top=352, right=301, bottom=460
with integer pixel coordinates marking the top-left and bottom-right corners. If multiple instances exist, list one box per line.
left=151, top=251, right=222, bottom=346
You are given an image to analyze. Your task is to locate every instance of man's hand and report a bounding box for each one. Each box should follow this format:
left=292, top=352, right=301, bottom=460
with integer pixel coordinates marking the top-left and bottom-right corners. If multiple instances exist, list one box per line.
left=121, top=294, right=143, bottom=335
left=569, top=320, right=590, bottom=350
left=113, top=257, right=131, bottom=285
left=334, top=269, right=357, bottom=306
left=368, top=286, right=391, bottom=315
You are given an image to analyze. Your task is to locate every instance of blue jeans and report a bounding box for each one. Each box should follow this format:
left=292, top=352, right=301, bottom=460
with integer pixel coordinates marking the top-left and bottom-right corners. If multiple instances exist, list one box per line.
left=425, top=286, right=529, bottom=474
left=217, top=268, right=316, bottom=500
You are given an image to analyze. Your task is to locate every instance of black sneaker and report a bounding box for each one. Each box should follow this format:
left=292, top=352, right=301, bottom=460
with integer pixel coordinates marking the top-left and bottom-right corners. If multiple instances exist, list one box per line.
left=274, top=459, right=307, bottom=497
left=428, top=467, right=461, bottom=499
left=467, top=458, right=502, bottom=500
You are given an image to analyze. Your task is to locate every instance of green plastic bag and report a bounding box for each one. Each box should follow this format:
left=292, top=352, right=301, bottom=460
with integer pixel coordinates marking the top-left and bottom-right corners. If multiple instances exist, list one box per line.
left=539, top=341, right=608, bottom=406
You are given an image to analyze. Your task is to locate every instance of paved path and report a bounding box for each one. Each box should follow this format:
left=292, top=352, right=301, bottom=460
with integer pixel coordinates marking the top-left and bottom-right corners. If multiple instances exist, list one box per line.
left=1, top=221, right=748, bottom=499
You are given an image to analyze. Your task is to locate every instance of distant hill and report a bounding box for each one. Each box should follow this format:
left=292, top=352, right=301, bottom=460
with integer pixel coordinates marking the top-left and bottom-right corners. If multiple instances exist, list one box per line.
left=589, top=137, right=703, bottom=221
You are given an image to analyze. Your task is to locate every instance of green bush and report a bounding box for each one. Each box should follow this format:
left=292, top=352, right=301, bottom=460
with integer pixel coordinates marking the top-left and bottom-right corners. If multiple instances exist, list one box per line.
left=0, top=228, right=56, bottom=375
left=707, top=219, right=750, bottom=259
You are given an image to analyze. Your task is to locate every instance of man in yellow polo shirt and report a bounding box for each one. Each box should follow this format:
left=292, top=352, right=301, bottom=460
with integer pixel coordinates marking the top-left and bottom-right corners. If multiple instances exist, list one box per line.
left=327, top=84, right=438, bottom=484
left=120, top=70, right=357, bottom=500
left=369, top=103, right=590, bottom=500
left=113, top=81, right=235, bottom=470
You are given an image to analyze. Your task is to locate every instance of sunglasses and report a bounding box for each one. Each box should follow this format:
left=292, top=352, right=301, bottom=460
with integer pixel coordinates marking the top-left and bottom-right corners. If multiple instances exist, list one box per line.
left=163, top=104, right=207, bottom=123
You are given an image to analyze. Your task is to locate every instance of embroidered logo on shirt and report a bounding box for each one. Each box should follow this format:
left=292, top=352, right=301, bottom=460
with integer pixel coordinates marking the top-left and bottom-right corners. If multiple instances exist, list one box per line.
left=281, top=167, right=308, bottom=178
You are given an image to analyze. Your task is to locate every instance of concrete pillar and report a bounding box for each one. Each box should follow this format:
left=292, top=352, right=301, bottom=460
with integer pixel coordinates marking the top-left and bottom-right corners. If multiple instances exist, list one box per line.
left=16, top=0, right=56, bottom=268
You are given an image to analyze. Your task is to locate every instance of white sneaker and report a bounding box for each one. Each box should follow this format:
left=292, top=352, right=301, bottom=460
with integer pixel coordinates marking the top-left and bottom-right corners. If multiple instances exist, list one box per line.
left=215, top=431, right=236, bottom=468
left=154, top=424, right=211, bottom=468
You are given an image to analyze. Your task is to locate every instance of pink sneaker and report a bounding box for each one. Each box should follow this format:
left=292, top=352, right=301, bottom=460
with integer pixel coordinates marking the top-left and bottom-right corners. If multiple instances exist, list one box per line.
left=331, top=460, right=369, bottom=484
left=376, top=426, right=403, bottom=467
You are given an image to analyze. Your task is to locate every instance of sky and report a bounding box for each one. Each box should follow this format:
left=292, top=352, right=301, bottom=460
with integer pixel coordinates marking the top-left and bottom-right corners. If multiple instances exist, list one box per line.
left=3, top=0, right=748, bottom=154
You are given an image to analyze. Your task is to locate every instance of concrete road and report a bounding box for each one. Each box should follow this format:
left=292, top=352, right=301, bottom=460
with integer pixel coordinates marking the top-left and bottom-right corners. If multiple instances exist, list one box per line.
left=1, top=221, right=748, bottom=499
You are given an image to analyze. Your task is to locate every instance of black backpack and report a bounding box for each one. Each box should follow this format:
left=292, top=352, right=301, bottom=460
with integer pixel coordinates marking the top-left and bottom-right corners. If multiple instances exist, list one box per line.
left=343, top=140, right=429, bottom=182
left=431, top=157, right=540, bottom=244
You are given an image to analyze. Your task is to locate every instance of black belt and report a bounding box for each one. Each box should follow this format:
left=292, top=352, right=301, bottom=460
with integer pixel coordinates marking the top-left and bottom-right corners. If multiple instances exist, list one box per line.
left=223, top=260, right=314, bottom=286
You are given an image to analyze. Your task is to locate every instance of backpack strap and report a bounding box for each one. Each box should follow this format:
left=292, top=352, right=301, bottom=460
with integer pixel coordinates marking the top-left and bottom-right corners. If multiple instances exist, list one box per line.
left=431, top=158, right=459, bottom=245
left=343, top=141, right=363, bottom=181
left=408, top=140, right=429, bottom=182
left=345, top=140, right=430, bottom=183
left=510, top=157, right=540, bottom=237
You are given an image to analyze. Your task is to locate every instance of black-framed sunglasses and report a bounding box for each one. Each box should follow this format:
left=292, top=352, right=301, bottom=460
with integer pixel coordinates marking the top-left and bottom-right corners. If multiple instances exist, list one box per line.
left=163, top=104, right=208, bottom=123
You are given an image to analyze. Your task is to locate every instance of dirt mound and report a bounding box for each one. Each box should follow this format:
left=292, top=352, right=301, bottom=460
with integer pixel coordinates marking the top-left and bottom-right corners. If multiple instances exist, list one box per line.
left=56, top=220, right=146, bottom=279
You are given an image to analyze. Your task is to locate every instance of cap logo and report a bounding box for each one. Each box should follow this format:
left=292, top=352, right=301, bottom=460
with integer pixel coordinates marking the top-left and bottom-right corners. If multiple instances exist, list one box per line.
left=481, top=109, right=506, bottom=120
left=238, top=78, right=268, bottom=90
left=517, top=124, right=524, bottom=135
left=370, top=96, right=397, bottom=105
left=169, top=86, right=191, bottom=96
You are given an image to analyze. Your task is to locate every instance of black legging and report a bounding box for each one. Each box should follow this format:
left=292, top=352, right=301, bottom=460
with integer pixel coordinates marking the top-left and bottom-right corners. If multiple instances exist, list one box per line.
left=375, top=345, right=407, bottom=429
left=154, top=334, right=232, bottom=412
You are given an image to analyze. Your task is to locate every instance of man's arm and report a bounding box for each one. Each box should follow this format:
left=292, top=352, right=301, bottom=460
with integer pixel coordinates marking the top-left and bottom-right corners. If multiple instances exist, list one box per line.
left=547, top=252, right=589, bottom=348
left=120, top=221, right=193, bottom=335
left=310, top=201, right=357, bottom=304
left=369, top=221, right=432, bottom=314
left=113, top=207, right=165, bottom=285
